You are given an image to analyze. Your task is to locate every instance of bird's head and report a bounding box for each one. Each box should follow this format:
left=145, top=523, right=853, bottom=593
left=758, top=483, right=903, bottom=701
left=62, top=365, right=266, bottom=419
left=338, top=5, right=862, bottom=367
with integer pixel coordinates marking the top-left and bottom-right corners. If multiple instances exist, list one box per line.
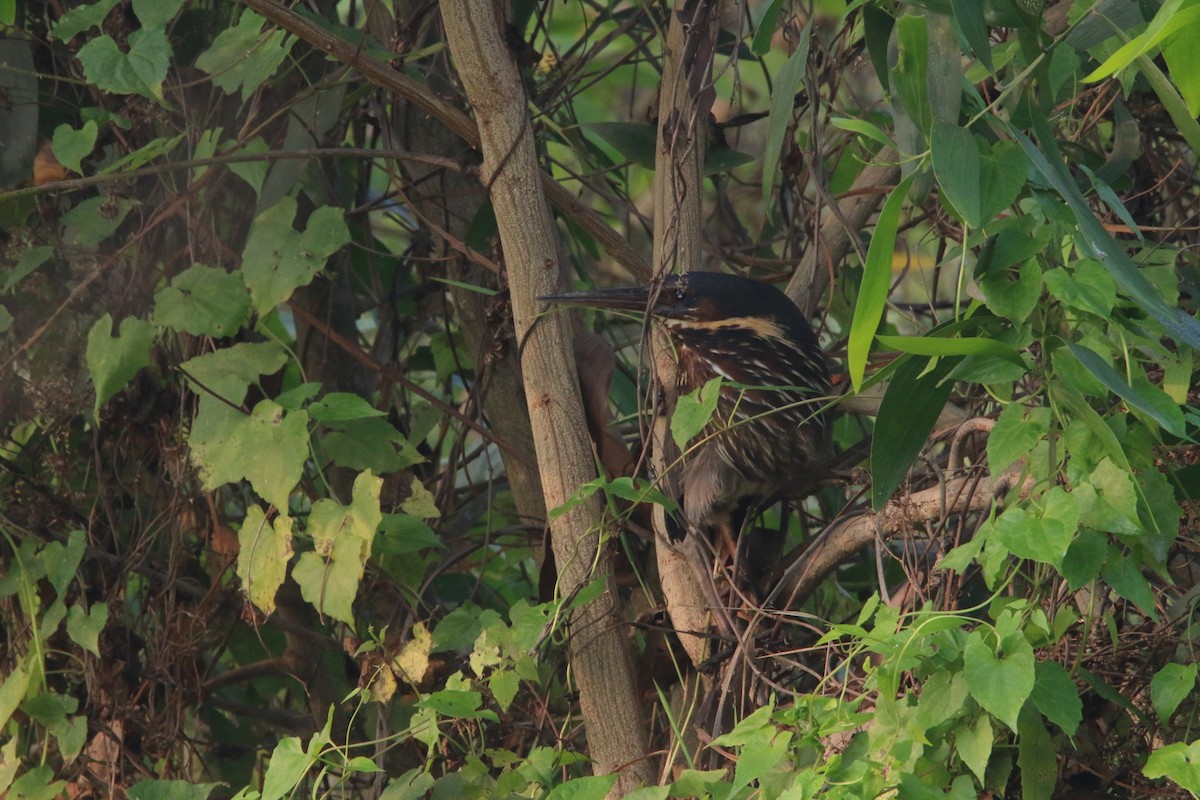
left=540, top=271, right=821, bottom=350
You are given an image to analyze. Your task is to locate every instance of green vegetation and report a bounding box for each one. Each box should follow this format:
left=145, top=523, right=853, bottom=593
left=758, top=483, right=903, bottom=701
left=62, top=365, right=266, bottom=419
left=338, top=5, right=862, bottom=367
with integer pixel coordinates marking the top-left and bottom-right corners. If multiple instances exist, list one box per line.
left=1, top=0, right=1198, bottom=797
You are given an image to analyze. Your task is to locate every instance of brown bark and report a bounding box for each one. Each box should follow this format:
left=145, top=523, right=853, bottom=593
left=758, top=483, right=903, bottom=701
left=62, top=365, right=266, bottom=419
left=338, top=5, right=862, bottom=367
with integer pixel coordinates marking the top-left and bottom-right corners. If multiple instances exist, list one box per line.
left=438, top=1, right=652, bottom=792
left=650, top=0, right=720, bottom=669
left=784, top=149, right=900, bottom=316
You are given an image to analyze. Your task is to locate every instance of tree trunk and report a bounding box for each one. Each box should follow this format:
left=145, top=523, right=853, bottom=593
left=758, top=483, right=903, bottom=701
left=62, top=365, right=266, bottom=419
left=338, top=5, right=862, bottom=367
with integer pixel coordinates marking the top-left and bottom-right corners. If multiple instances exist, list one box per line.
left=438, top=2, right=653, bottom=792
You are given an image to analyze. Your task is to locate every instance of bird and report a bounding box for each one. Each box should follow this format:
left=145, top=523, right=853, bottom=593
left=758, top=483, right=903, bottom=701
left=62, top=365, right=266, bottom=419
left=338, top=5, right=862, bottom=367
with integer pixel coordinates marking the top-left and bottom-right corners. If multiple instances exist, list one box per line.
left=542, top=271, right=832, bottom=544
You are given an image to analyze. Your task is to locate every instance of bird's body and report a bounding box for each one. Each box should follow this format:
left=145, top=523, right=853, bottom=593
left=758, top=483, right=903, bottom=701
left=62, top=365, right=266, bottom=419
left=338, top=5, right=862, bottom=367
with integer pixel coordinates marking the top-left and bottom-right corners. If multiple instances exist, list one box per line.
left=544, top=272, right=832, bottom=540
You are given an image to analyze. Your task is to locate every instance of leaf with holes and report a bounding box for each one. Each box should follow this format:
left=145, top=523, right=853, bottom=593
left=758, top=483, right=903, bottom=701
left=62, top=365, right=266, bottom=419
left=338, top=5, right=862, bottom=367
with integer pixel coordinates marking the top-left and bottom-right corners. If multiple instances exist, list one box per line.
left=241, top=198, right=350, bottom=314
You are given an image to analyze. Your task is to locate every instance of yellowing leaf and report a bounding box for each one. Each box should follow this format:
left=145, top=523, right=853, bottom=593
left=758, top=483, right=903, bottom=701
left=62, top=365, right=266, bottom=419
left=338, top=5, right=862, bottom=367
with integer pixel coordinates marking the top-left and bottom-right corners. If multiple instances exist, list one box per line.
left=393, top=622, right=432, bottom=686
left=236, top=506, right=293, bottom=615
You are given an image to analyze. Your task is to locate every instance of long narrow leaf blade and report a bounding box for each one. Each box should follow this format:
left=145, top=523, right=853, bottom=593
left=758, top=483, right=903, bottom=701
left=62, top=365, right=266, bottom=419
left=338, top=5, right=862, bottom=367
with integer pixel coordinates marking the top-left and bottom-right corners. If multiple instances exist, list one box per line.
left=762, top=20, right=812, bottom=205
left=848, top=174, right=911, bottom=390
left=876, top=334, right=1025, bottom=367
left=1011, top=120, right=1200, bottom=350
left=1065, top=342, right=1186, bottom=437
left=871, top=355, right=959, bottom=510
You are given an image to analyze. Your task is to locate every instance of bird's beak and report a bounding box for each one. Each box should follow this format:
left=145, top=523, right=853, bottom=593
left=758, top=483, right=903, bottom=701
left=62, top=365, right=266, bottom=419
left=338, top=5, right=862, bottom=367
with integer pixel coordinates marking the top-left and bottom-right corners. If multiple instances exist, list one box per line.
left=538, top=285, right=654, bottom=314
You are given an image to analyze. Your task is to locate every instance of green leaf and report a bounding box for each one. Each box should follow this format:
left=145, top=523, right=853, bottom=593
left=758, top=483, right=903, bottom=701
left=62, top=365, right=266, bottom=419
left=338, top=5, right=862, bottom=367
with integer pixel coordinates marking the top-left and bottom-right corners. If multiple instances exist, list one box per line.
left=751, top=0, right=784, bottom=55
left=432, top=605, right=503, bottom=651
left=1016, top=706, right=1056, bottom=800
left=0, top=652, right=33, bottom=729
left=1052, top=382, right=1130, bottom=471
left=1143, top=740, right=1200, bottom=793
left=988, top=404, right=1048, bottom=474
left=1082, top=0, right=1196, bottom=82
left=581, top=122, right=655, bottom=168
left=260, top=737, right=310, bottom=800
left=1102, top=554, right=1158, bottom=619
left=293, top=472, right=381, bottom=623
left=65, top=601, right=107, bottom=657
left=9, top=766, right=66, bottom=799
left=990, top=489, right=1077, bottom=568
left=672, top=376, right=723, bottom=451
left=731, top=726, right=791, bottom=794
left=227, top=137, right=270, bottom=196
left=189, top=399, right=309, bottom=510
left=43, top=530, right=86, bottom=599
left=195, top=10, right=293, bottom=100
left=51, top=0, right=121, bottom=41
left=321, top=417, right=424, bottom=473
left=1043, top=260, right=1116, bottom=317
left=543, top=775, right=617, bottom=800
left=126, top=779, right=221, bottom=800
left=51, top=121, right=97, bottom=175
left=710, top=702, right=774, bottom=746
left=871, top=355, right=958, bottom=510
left=963, top=627, right=1035, bottom=732
left=180, top=341, right=288, bottom=404
left=130, top=0, right=186, bottom=30
left=241, top=198, right=350, bottom=314
left=955, top=713, right=993, bottom=784
left=977, top=258, right=1041, bottom=325
left=875, top=333, right=1025, bottom=367
left=21, top=691, right=77, bottom=728
left=1013, top=121, right=1200, bottom=350
left=309, top=392, right=386, bottom=422
left=3, top=245, right=54, bottom=293
left=1150, top=662, right=1197, bottom=724
left=61, top=197, right=133, bottom=247
left=863, top=5, right=894, bottom=92
left=375, top=514, right=440, bottom=555
left=86, top=314, right=155, bottom=419
left=153, top=264, right=251, bottom=337
left=1163, top=16, right=1200, bottom=116
left=76, top=28, right=172, bottom=101
left=236, top=507, right=293, bottom=616
left=1030, top=661, right=1082, bottom=735
left=417, top=689, right=498, bottom=721
left=1136, top=52, right=1200, bottom=156
left=1065, top=342, right=1186, bottom=437
left=951, top=0, right=993, bottom=72
left=849, top=174, right=911, bottom=390
left=892, top=14, right=931, bottom=136
left=830, top=116, right=895, bottom=149
left=402, top=476, right=440, bottom=519
left=488, top=669, right=520, bottom=713
left=1061, top=529, right=1106, bottom=590
left=763, top=21, right=812, bottom=204
left=98, top=134, right=184, bottom=175
left=931, top=122, right=979, bottom=224
left=977, top=140, right=1028, bottom=224
left=1076, top=457, right=1141, bottom=535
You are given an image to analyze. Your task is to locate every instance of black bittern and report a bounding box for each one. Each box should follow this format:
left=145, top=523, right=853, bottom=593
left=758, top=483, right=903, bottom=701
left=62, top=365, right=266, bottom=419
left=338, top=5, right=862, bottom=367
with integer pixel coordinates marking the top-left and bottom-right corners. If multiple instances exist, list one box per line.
left=542, top=271, right=832, bottom=542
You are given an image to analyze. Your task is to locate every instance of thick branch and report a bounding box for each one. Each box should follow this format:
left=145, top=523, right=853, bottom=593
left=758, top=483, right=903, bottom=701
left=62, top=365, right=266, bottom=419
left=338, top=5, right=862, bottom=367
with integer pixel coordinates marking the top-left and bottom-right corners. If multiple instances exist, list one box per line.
left=438, top=2, right=652, bottom=792
left=771, top=469, right=1033, bottom=609
left=785, top=149, right=900, bottom=317
left=651, top=0, right=719, bottom=669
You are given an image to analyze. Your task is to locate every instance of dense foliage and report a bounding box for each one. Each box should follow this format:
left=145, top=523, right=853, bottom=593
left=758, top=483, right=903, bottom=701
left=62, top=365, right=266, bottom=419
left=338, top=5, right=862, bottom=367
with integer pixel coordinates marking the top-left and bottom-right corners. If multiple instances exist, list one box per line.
left=1, top=0, right=1198, bottom=798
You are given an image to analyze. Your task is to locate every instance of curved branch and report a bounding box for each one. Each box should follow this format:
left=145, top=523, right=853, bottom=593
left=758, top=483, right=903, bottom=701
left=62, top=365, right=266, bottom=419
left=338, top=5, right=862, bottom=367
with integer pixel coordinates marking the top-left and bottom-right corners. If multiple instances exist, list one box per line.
left=770, top=469, right=1033, bottom=609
